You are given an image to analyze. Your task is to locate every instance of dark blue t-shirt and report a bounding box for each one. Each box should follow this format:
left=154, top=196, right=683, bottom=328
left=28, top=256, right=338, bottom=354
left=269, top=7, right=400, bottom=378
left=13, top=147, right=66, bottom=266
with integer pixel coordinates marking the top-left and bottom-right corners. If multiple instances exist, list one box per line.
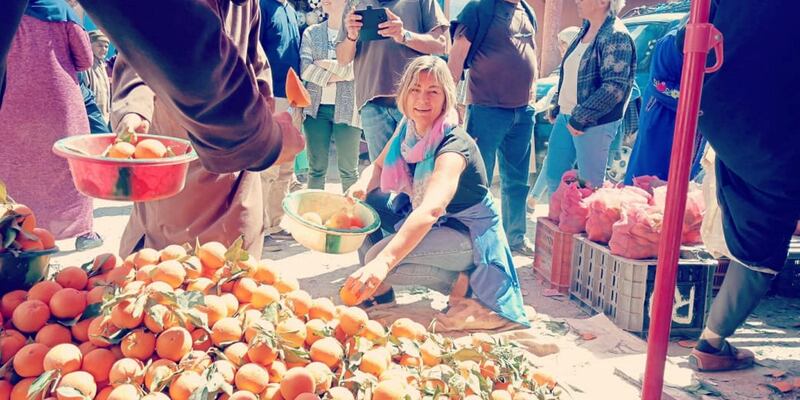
left=259, top=0, right=301, bottom=98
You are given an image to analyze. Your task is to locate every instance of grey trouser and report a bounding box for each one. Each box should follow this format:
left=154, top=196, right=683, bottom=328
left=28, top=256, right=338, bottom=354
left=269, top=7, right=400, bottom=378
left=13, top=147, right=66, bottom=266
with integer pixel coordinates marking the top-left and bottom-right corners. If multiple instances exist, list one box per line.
left=705, top=259, right=776, bottom=337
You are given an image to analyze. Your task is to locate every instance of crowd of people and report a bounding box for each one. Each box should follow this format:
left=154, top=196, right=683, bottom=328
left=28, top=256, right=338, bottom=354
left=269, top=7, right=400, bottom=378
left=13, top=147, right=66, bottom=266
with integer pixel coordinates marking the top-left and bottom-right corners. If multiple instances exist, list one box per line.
left=1, top=0, right=799, bottom=374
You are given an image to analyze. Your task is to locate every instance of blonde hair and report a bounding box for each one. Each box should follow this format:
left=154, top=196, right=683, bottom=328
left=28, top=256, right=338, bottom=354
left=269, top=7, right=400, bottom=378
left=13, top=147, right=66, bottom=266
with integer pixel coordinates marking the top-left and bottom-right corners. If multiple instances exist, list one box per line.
left=609, top=0, right=627, bottom=16
left=395, top=56, right=457, bottom=118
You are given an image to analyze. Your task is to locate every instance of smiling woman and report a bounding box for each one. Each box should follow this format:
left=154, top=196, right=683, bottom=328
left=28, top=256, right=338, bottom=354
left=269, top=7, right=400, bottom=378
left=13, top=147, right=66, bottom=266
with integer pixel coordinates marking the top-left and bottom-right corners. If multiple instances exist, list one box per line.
left=340, top=56, right=530, bottom=328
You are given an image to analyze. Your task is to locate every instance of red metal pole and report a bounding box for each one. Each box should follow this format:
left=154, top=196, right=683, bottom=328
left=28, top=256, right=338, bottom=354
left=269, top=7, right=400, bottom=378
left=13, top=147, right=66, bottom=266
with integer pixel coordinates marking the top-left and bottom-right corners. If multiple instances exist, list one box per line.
left=641, top=0, right=722, bottom=398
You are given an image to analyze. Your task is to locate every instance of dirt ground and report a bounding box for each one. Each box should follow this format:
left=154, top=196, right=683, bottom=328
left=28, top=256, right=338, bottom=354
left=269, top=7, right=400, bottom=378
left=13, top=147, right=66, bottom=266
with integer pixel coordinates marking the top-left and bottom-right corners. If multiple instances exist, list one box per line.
left=51, top=179, right=800, bottom=400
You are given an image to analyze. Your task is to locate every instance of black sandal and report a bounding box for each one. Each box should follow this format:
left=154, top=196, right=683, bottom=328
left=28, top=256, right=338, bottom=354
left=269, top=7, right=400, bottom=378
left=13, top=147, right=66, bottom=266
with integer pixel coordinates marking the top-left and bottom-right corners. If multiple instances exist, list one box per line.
left=359, top=288, right=396, bottom=308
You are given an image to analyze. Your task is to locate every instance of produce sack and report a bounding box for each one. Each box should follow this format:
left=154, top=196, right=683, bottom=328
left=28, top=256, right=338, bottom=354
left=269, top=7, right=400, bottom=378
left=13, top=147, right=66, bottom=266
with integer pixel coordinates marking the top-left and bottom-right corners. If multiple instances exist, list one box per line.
left=609, top=204, right=664, bottom=259
left=585, top=186, right=651, bottom=243
left=633, top=175, right=667, bottom=195
left=548, top=170, right=579, bottom=222
left=558, top=182, right=595, bottom=234
left=653, top=184, right=705, bottom=245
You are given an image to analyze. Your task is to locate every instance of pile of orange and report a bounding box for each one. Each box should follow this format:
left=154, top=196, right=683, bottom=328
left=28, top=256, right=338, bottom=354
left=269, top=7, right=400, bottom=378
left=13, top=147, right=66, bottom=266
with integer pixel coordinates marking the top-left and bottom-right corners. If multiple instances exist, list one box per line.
left=0, top=203, right=56, bottom=253
left=0, top=240, right=558, bottom=400
left=103, top=132, right=172, bottom=160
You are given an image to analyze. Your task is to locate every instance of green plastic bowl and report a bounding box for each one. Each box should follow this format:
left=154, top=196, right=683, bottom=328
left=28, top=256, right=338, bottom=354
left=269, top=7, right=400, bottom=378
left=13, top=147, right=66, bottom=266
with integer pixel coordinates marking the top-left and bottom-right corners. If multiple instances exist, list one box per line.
left=281, top=190, right=380, bottom=254
left=0, top=247, right=58, bottom=295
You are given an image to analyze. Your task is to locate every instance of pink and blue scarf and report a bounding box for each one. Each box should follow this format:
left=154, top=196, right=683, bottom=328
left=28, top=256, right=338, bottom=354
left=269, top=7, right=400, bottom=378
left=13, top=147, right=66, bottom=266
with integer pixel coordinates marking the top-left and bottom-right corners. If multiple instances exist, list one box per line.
left=380, top=109, right=459, bottom=208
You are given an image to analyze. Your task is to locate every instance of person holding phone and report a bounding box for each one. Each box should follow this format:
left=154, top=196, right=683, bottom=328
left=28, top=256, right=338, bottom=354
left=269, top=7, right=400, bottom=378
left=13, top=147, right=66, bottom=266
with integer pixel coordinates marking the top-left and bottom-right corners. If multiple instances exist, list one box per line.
left=335, top=0, right=450, bottom=161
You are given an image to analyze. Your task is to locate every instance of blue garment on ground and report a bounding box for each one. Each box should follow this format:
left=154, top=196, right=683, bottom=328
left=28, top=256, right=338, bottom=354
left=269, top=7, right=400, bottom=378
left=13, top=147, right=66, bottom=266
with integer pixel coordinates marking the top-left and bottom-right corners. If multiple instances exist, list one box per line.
left=625, top=32, right=702, bottom=184
left=384, top=192, right=530, bottom=327
left=260, top=0, right=301, bottom=98
left=25, top=0, right=81, bottom=24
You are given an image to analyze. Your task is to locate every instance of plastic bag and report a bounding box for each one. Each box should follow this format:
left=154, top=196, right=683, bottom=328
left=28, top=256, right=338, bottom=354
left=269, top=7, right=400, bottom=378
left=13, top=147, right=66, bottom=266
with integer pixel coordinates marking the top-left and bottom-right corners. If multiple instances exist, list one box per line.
left=585, top=187, right=651, bottom=243
left=633, top=175, right=667, bottom=195
left=609, top=204, right=664, bottom=259
left=558, top=183, right=594, bottom=234
left=548, top=170, right=579, bottom=223
left=653, top=184, right=705, bottom=245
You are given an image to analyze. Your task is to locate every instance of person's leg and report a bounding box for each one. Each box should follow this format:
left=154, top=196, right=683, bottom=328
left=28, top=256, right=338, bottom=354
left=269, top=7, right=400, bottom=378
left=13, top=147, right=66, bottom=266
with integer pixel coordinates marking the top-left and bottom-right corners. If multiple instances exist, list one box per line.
left=543, top=114, right=578, bottom=198
left=358, top=190, right=404, bottom=264
left=497, top=105, right=534, bottom=250
left=364, top=226, right=474, bottom=294
left=303, top=106, right=334, bottom=190
left=573, top=119, right=621, bottom=188
left=359, top=102, right=398, bottom=161
left=331, top=121, right=362, bottom=192
left=688, top=260, right=774, bottom=371
left=465, top=105, right=512, bottom=186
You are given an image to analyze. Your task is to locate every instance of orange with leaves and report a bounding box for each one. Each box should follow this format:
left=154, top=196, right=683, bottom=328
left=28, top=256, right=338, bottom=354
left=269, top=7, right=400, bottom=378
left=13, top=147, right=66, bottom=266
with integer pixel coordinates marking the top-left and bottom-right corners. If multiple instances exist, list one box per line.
left=144, top=359, right=178, bottom=392
left=110, top=299, right=144, bottom=329
left=285, top=290, right=313, bottom=317
left=250, top=284, right=280, bottom=309
left=235, top=363, right=271, bottom=394
left=197, top=242, right=227, bottom=270
left=120, top=329, right=156, bottom=361
left=169, top=371, right=207, bottom=400
left=108, top=358, right=145, bottom=386
left=249, top=260, right=279, bottom=285
left=10, top=378, right=38, bottom=400
left=359, top=347, right=391, bottom=377
left=155, top=327, right=192, bottom=362
left=55, top=371, right=97, bottom=400
left=211, top=317, right=243, bottom=346
left=43, top=343, right=83, bottom=373
left=309, top=337, right=343, bottom=370
left=55, top=267, right=88, bottom=290
left=277, top=317, right=307, bottom=348
left=133, top=248, right=160, bottom=269
left=151, top=260, right=186, bottom=289
left=338, top=307, right=368, bottom=337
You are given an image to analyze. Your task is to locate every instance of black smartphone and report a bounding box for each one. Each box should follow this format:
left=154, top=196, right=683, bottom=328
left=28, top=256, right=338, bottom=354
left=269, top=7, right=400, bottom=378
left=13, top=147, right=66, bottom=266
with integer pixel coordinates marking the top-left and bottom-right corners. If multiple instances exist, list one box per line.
left=354, top=6, right=389, bottom=42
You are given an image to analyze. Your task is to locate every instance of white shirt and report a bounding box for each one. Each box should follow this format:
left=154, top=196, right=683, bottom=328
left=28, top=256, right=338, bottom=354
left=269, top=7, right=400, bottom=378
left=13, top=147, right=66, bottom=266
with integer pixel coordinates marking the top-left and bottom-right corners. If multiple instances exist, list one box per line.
left=320, top=27, right=339, bottom=105
left=558, top=41, right=589, bottom=115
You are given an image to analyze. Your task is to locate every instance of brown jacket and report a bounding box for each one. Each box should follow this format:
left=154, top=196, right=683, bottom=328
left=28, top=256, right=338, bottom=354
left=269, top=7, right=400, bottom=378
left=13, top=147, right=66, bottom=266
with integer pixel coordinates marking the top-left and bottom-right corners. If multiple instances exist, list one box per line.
left=111, top=0, right=271, bottom=257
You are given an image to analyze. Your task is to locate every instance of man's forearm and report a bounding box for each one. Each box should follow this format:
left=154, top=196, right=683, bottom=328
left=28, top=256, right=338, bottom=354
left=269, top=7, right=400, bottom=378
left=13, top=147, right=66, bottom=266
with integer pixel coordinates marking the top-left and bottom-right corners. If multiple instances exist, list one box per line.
left=404, top=28, right=450, bottom=55
left=336, top=37, right=357, bottom=65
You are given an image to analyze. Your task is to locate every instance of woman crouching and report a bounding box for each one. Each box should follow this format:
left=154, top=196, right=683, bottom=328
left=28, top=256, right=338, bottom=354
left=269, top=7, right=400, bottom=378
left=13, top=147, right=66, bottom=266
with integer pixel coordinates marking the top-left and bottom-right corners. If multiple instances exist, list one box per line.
left=343, top=56, right=529, bottom=328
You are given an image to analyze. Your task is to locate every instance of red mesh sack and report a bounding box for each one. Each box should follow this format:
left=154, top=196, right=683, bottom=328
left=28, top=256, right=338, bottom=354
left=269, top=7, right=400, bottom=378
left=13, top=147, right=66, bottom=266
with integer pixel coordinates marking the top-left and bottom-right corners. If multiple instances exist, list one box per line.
left=633, top=175, right=667, bottom=196
left=548, top=170, right=579, bottom=222
left=585, top=187, right=651, bottom=243
left=609, top=204, right=664, bottom=259
left=653, top=184, right=705, bottom=245
left=558, top=183, right=594, bottom=234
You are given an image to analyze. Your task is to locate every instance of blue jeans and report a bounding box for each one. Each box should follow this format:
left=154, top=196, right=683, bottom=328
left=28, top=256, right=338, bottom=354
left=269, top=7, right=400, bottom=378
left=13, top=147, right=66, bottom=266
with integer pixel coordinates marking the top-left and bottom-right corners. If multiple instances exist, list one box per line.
left=544, top=114, right=621, bottom=197
left=530, top=160, right=549, bottom=203
left=466, top=104, right=534, bottom=248
left=359, top=101, right=403, bottom=161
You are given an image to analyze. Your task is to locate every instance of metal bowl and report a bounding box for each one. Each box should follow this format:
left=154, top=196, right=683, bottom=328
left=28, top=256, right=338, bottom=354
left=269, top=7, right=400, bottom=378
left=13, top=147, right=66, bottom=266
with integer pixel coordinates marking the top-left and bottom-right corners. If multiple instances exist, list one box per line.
left=0, top=247, right=58, bottom=295
left=281, top=190, right=381, bottom=254
left=52, top=134, right=198, bottom=202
